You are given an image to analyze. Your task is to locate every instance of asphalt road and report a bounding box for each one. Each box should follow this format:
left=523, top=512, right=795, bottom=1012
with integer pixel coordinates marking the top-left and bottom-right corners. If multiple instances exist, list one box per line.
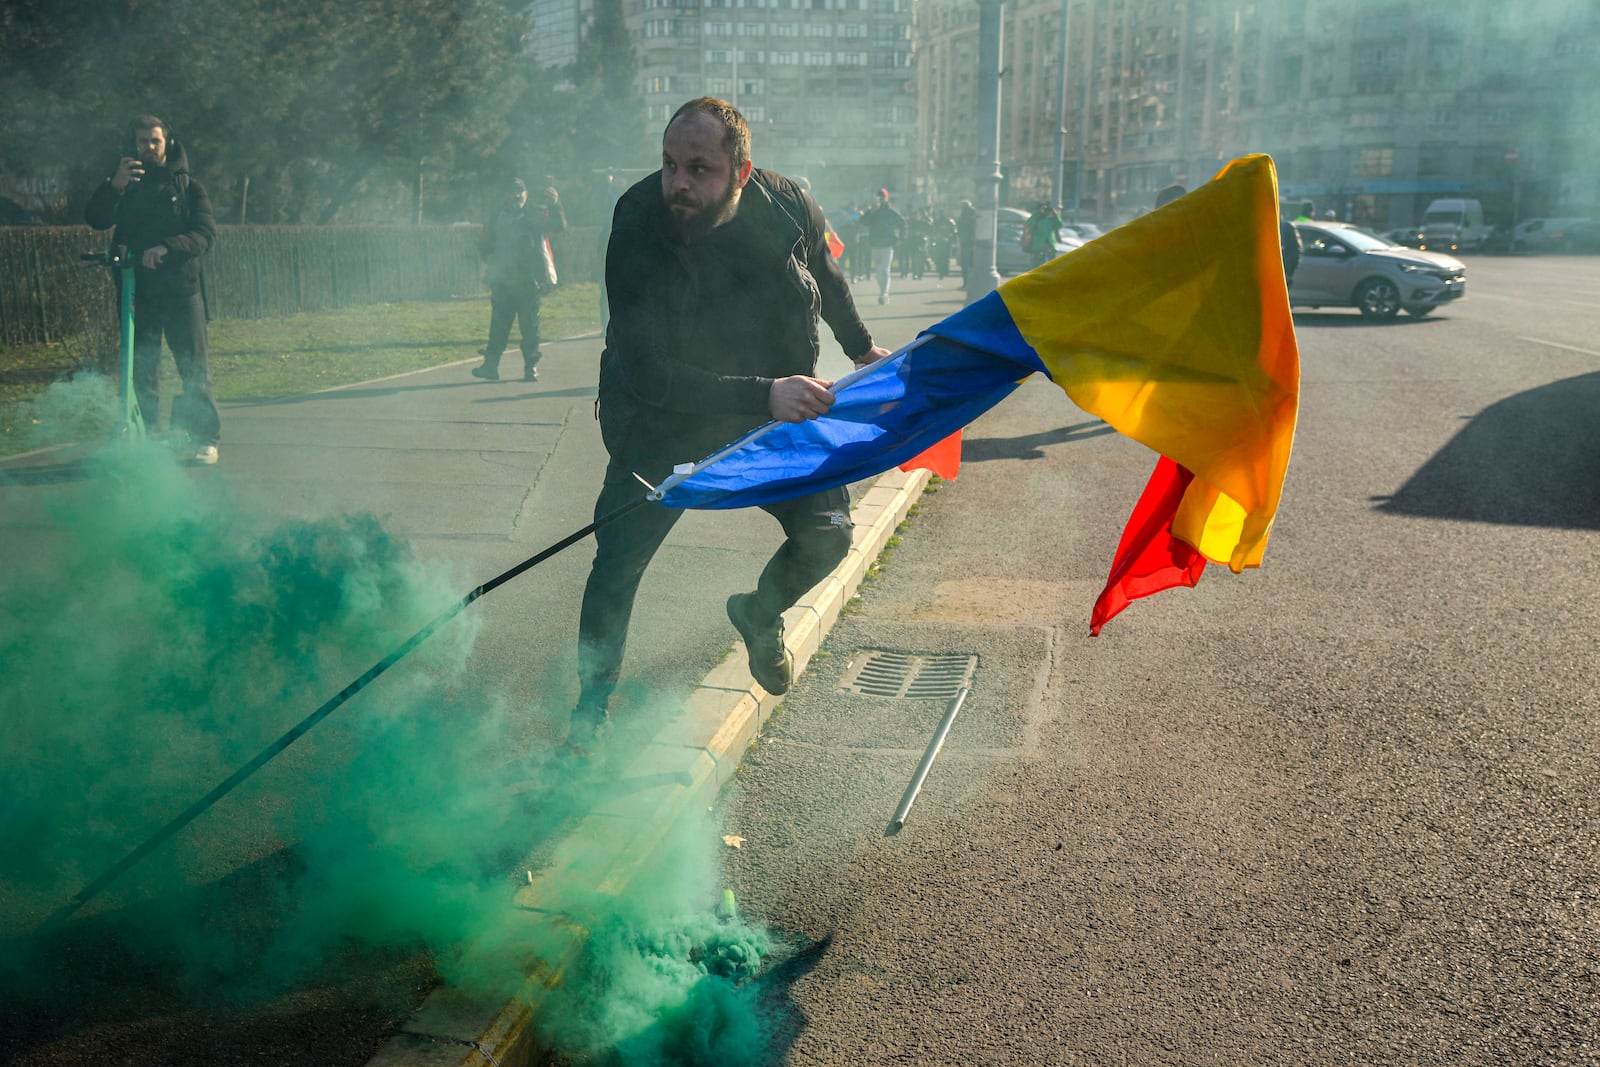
left=720, top=257, right=1600, bottom=1065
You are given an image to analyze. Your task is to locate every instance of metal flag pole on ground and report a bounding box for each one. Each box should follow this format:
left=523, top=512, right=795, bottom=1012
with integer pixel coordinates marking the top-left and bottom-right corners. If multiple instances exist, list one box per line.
left=887, top=686, right=969, bottom=835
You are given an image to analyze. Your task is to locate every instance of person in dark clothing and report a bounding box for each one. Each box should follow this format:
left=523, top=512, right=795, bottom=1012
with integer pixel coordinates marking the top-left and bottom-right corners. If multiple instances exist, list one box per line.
left=1280, top=217, right=1302, bottom=288
left=474, top=179, right=566, bottom=382
left=572, top=97, right=890, bottom=753
left=956, top=200, right=976, bottom=281
left=859, top=188, right=905, bottom=304
left=84, top=115, right=219, bottom=462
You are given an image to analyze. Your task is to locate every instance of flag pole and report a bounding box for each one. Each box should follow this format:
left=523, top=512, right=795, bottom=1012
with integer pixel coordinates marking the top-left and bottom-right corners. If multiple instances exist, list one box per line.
left=649, top=339, right=923, bottom=502
left=38, top=494, right=651, bottom=933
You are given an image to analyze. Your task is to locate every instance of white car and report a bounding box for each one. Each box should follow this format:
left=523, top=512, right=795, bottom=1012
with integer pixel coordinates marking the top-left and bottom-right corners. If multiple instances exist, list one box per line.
left=1291, top=221, right=1466, bottom=319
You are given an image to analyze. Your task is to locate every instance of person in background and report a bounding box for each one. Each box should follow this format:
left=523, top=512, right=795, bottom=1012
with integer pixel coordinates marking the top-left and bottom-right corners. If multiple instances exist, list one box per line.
left=1280, top=216, right=1302, bottom=289
left=859, top=188, right=905, bottom=304
left=571, top=97, right=890, bottom=754
left=84, top=114, right=220, bottom=463
left=473, top=179, right=566, bottom=383
left=1025, top=201, right=1064, bottom=268
left=956, top=200, right=976, bottom=282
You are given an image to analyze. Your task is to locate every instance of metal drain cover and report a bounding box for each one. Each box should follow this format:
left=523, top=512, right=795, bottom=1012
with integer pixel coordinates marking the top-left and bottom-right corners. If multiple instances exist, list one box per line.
left=839, top=649, right=977, bottom=699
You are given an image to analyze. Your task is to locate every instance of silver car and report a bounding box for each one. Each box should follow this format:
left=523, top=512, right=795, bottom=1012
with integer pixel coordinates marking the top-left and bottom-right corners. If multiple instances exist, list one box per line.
left=1291, top=221, right=1466, bottom=319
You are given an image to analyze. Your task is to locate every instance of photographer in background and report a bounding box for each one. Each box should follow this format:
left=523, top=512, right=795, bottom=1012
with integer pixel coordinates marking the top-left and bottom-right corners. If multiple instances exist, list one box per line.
left=85, top=114, right=220, bottom=463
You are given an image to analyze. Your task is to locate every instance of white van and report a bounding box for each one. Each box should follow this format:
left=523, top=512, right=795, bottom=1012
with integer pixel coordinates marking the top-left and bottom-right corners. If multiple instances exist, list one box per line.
left=1420, top=198, right=1492, bottom=252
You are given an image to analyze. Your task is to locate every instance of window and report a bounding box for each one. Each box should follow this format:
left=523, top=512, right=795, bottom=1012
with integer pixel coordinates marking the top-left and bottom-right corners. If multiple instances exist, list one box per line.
left=1352, top=147, right=1393, bottom=177
left=838, top=23, right=865, bottom=37
left=804, top=22, right=832, bottom=36
left=770, top=50, right=799, bottom=64
left=705, top=21, right=733, bottom=35
left=771, top=22, right=799, bottom=36
left=806, top=51, right=830, bottom=65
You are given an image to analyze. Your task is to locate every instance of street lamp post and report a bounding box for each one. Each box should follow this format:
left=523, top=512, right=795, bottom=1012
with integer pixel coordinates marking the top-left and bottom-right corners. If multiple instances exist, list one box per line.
left=967, top=0, right=1005, bottom=302
left=1052, top=0, right=1069, bottom=212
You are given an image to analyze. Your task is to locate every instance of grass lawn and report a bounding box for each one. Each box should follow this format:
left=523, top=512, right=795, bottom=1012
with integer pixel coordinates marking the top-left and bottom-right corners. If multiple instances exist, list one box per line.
left=0, top=284, right=601, bottom=457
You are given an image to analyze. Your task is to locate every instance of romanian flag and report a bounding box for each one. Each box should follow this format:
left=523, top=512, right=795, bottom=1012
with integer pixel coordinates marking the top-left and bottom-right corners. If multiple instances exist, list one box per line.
left=656, top=155, right=1299, bottom=634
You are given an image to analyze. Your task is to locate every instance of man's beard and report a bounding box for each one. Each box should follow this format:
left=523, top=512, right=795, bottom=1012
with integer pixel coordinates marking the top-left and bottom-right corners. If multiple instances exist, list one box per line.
left=669, top=175, right=739, bottom=241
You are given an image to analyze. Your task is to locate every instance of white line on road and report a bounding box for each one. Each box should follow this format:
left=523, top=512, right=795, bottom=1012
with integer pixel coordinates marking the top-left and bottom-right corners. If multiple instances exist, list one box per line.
left=1519, top=337, right=1600, bottom=357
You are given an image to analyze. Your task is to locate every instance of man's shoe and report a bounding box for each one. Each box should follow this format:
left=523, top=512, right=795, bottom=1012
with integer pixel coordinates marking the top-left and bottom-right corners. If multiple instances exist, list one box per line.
left=471, top=364, right=500, bottom=381
left=522, top=366, right=539, bottom=382
left=726, top=593, right=792, bottom=695
left=194, top=445, right=219, bottom=465
left=565, top=702, right=609, bottom=758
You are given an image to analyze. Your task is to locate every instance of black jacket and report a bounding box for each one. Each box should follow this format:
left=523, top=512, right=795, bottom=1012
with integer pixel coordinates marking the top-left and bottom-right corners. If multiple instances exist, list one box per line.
left=598, top=168, right=874, bottom=473
left=480, top=199, right=566, bottom=289
left=84, top=140, right=215, bottom=300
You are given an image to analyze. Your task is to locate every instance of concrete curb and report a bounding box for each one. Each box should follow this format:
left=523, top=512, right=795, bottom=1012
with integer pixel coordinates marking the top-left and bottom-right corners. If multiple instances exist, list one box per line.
left=368, top=466, right=931, bottom=1067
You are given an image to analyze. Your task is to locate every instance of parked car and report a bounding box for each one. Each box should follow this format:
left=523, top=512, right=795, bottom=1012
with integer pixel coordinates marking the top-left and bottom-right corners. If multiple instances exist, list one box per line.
left=1419, top=197, right=1492, bottom=252
left=1511, top=217, right=1595, bottom=252
left=1381, top=225, right=1426, bottom=249
left=1059, top=220, right=1106, bottom=242
left=995, top=206, right=1084, bottom=275
left=1290, top=221, right=1466, bottom=319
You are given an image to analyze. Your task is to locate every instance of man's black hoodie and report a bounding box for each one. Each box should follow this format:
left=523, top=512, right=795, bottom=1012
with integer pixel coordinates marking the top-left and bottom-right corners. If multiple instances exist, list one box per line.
left=85, top=140, right=216, bottom=300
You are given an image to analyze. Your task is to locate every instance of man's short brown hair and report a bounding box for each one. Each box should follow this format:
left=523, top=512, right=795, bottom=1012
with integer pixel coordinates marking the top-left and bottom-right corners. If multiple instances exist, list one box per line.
left=130, top=114, right=168, bottom=139
left=665, top=97, right=750, bottom=172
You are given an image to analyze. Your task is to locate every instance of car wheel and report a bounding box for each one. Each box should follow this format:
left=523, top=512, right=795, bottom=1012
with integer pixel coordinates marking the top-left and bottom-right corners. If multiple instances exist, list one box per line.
left=1356, top=278, right=1402, bottom=319
left=1403, top=304, right=1435, bottom=318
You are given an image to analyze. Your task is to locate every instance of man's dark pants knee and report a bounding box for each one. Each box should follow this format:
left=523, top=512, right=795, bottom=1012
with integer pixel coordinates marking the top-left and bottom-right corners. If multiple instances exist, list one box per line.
left=133, top=291, right=220, bottom=445
left=577, top=461, right=853, bottom=712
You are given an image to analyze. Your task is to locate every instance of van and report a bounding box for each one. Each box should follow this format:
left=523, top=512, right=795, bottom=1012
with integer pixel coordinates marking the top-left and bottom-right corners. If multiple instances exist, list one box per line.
left=1420, top=198, right=1491, bottom=252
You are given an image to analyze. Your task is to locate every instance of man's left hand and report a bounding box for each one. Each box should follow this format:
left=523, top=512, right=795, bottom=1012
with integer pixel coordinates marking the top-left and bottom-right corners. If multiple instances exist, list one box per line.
left=852, top=345, right=892, bottom=368
left=769, top=375, right=836, bottom=423
left=142, top=245, right=169, bottom=269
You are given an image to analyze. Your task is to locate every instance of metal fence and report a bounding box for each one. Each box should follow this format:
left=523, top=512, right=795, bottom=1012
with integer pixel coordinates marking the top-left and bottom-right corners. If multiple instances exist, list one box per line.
left=0, top=224, right=492, bottom=347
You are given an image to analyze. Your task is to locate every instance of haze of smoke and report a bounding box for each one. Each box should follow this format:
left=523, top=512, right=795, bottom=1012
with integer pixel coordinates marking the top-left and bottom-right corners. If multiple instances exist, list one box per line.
left=537, top=816, right=778, bottom=1067
left=2, top=380, right=788, bottom=1060
left=0, top=379, right=517, bottom=989
left=15, top=373, right=121, bottom=452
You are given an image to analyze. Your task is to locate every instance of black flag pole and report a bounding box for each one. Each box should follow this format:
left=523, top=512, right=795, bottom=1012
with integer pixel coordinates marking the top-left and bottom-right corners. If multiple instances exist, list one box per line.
left=38, top=494, right=651, bottom=934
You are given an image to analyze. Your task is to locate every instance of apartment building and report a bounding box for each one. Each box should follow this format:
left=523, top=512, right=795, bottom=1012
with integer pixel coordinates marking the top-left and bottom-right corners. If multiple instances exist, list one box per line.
left=913, top=0, right=1595, bottom=229
left=627, top=0, right=918, bottom=212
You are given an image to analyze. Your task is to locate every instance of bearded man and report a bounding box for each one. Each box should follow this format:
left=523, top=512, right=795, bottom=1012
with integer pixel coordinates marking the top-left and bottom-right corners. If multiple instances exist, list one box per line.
left=571, top=97, right=889, bottom=753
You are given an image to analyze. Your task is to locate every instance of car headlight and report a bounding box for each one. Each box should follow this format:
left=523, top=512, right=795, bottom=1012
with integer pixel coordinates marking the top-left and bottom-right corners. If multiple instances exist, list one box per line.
left=1398, top=262, right=1441, bottom=276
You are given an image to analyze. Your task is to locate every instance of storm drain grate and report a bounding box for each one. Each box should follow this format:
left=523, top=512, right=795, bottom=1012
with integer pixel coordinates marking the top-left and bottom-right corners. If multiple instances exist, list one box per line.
left=839, top=650, right=978, bottom=699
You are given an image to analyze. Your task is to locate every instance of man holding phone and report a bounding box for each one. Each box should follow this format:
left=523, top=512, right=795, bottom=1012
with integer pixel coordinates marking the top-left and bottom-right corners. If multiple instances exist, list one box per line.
left=85, top=114, right=220, bottom=462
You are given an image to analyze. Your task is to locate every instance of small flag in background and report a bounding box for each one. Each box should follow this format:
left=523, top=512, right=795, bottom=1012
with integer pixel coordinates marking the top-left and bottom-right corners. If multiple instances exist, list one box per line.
left=825, top=231, right=845, bottom=259
left=657, top=155, right=1299, bottom=633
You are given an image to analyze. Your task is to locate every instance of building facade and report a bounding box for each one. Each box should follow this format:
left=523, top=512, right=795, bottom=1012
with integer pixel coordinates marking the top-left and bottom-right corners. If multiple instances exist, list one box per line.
left=622, top=0, right=918, bottom=214
left=914, top=0, right=1595, bottom=230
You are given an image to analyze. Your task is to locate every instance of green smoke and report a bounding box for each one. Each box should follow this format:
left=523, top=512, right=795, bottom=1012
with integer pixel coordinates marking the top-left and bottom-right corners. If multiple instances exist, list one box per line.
left=536, top=817, right=777, bottom=1066
left=1, top=378, right=788, bottom=1061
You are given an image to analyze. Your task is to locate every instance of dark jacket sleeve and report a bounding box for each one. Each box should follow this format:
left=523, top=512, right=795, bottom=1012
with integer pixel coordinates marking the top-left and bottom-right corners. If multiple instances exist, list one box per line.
left=84, top=176, right=121, bottom=231
left=163, top=178, right=216, bottom=261
left=603, top=205, right=772, bottom=416
left=801, top=195, right=873, bottom=360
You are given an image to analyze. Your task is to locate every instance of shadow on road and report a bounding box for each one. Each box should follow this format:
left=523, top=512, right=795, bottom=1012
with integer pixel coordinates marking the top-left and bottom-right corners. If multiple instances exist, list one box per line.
left=1292, top=311, right=1448, bottom=329
left=0, top=847, right=438, bottom=1067
left=963, top=419, right=1117, bottom=462
left=1375, top=370, right=1600, bottom=528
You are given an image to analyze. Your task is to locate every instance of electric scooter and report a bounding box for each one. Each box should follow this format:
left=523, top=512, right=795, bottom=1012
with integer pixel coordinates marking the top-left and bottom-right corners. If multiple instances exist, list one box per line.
left=79, top=245, right=145, bottom=442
